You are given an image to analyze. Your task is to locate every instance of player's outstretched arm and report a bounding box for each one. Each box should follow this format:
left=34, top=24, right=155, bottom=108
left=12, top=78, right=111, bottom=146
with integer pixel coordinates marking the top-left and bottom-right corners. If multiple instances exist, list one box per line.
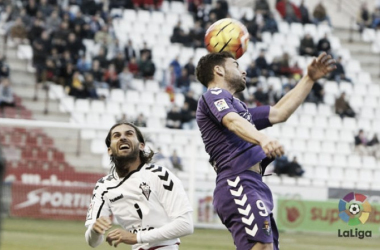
left=269, top=52, right=336, bottom=124
left=223, top=112, right=284, bottom=158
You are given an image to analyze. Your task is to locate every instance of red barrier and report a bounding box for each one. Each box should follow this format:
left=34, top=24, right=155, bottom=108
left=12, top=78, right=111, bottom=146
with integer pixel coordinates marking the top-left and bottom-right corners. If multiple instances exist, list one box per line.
left=11, top=182, right=93, bottom=221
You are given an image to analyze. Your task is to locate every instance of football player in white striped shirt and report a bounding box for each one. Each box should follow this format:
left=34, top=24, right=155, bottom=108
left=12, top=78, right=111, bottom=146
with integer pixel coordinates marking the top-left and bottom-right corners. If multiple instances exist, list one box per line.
left=85, top=122, right=193, bottom=250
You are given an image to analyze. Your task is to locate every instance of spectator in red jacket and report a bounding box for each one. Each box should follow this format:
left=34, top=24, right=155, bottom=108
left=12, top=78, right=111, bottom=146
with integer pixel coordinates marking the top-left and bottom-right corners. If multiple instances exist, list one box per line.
left=276, top=0, right=301, bottom=23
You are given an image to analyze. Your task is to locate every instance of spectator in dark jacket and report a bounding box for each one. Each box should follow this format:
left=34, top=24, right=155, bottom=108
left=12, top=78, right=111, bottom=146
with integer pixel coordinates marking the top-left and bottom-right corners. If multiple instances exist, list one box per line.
left=317, top=34, right=331, bottom=54
left=299, top=0, right=311, bottom=24
left=335, top=92, right=355, bottom=118
left=276, top=0, right=301, bottom=23
left=300, top=34, right=316, bottom=56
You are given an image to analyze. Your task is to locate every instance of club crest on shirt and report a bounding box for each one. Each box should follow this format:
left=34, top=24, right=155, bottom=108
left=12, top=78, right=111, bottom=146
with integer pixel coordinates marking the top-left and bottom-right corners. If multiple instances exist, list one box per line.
left=140, top=182, right=151, bottom=200
left=214, top=99, right=229, bottom=111
left=262, top=220, right=271, bottom=236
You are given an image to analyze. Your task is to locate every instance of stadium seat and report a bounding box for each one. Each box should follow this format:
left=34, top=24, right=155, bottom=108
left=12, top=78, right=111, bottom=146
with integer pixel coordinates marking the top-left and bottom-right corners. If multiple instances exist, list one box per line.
left=70, top=113, right=85, bottom=124
left=363, top=96, right=377, bottom=108
left=140, top=92, right=155, bottom=105
left=280, top=126, right=295, bottom=139
left=306, top=141, right=321, bottom=153
left=136, top=104, right=151, bottom=117
left=357, top=119, right=371, bottom=131
left=324, top=81, right=339, bottom=95
left=310, top=128, right=324, bottom=141
left=336, top=142, right=352, bottom=155
left=278, top=21, right=290, bottom=34
left=74, top=99, right=90, bottom=113
left=59, top=96, right=75, bottom=113
left=339, top=130, right=354, bottom=143
left=314, top=167, right=329, bottom=180
left=339, top=82, right=353, bottom=96
left=362, top=156, right=377, bottom=170
left=344, top=169, right=358, bottom=181
left=91, top=139, right=107, bottom=154
left=90, top=100, right=106, bottom=114
left=302, top=102, right=317, bottom=115
left=353, top=84, right=367, bottom=97
left=358, top=169, right=373, bottom=182
left=123, top=9, right=137, bottom=22
left=126, top=91, right=140, bottom=104
left=347, top=155, right=361, bottom=169
left=86, top=113, right=101, bottom=125
left=165, top=13, right=179, bottom=26
left=229, top=6, right=241, bottom=19
left=299, top=115, right=313, bottom=128
left=372, top=120, right=380, bottom=133
left=323, top=94, right=336, bottom=106
left=357, top=72, right=372, bottom=85
left=174, top=93, right=185, bottom=107
left=304, top=24, right=317, bottom=38
left=313, top=116, right=328, bottom=129
left=155, top=92, right=171, bottom=107
left=324, top=128, right=339, bottom=142
left=303, top=152, right=318, bottom=166
left=346, top=60, right=361, bottom=74
left=329, top=36, right=341, bottom=50
left=368, top=84, right=380, bottom=97
left=100, top=114, right=116, bottom=127
left=110, top=89, right=125, bottom=103
left=295, top=127, right=309, bottom=140
left=292, top=139, right=306, bottom=153
left=321, top=141, right=336, bottom=154
left=48, top=84, right=64, bottom=100
left=333, top=155, right=347, bottom=168
left=349, top=95, right=363, bottom=110
left=137, top=10, right=151, bottom=23
left=342, top=117, right=357, bottom=131
left=318, top=153, right=332, bottom=166
left=145, top=80, right=160, bottom=93
left=317, top=104, right=333, bottom=117
left=329, top=168, right=344, bottom=181
left=327, top=179, right=341, bottom=188
left=327, top=116, right=342, bottom=129
left=290, top=23, right=304, bottom=38
left=151, top=106, right=167, bottom=119
left=362, top=28, right=376, bottom=42
left=81, top=129, right=96, bottom=140
left=147, top=118, right=163, bottom=128
left=105, top=102, right=121, bottom=116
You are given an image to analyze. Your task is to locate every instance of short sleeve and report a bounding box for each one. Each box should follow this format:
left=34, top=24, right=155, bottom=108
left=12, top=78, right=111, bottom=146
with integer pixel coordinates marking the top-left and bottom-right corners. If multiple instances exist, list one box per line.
left=202, top=88, right=237, bottom=124
left=248, top=106, right=272, bottom=130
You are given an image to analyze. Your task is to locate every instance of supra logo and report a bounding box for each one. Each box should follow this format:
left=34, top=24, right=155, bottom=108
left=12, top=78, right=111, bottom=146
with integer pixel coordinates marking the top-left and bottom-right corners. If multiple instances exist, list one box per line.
left=140, top=182, right=151, bottom=200
left=15, top=188, right=90, bottom=209
left=109, top=194, right=124, bottom=203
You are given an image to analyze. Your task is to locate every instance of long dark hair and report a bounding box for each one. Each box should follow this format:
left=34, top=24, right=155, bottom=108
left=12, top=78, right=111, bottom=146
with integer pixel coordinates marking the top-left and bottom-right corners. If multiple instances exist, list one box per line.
left=105, top=122, right=154, bottom=173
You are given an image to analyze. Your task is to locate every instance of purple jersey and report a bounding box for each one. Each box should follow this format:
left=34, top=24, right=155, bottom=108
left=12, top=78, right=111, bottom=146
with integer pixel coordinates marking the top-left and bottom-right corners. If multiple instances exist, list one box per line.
left=196, top=88, right=272, bottom=180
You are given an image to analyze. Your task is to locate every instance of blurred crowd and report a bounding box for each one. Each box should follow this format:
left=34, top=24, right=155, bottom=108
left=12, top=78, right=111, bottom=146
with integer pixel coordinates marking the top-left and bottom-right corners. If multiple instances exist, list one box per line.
left=357, top=2, right=380, bottom=32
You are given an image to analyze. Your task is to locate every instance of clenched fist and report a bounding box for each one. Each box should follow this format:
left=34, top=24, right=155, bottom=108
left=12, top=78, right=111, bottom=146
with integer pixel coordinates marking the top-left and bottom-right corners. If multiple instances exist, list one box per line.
left=92, top=216, right=112, bottom=235
left=259, top=136, right=284, bottom=159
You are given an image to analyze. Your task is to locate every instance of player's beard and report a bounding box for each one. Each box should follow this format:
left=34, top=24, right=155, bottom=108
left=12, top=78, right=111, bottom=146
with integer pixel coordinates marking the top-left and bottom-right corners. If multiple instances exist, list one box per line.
left=226, top=71, right=245, bottom=93
left=111, top=144, right=140, bottom=174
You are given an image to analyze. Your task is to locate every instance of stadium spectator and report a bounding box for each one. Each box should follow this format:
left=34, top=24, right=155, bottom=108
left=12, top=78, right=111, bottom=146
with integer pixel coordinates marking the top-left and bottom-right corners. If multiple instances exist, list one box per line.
left=46, top=10, right=61, bottom=32
left=133, top=113, right=147, bottom=127
left=262, top=12, right=278, bottom=34
left=68, top=71, right=88, bottom=98
left=9, top=17, right=28, bottom=45
left=254, top=85, right=269, bottom=105
left=317, top=33, right=332, bottom=54
left=312, top=1, right=332, bottom=27
left=335, top=92, right=355, bottom=118
left=132, top=0, right=163, bottom=10
left=116, top=113, right=128, bottom=123
left=276, top=0, right=301, bottom=23
left=138, top=52, right=156, bottom=79
left=245, top=61, right=260, bottom=87
left=76, top=55, right=91, bottom=73
left=26, top=0, right=38, bottom=17
left=103, top=64, right=120, bottom=88
left=94, top=25, right=113, bottom=45
left=355, top=129, right=368, bottom=156
left=0, top=78, right=15, bottom=111
left=189, top=20, right=205, bottom=48
left=124, top=39, right=136, bottom=63
left=83, top=73, right=99, bottom=99
left=93, top=47, right=108, bottom=70
left=127, top=57, right=139, bottom=76
left=181, top=102, right=194, bottom=129
left=0, top=64, right=10, bottom=79
left=255, top=50, right=271, bottom=77
left=90, top=60, right=104, bottom=83
left=184, top=57, right=196, bottom=81
left=357, top=2, right=372, bottom=33
left=166, top=104, right=182, bottom=129
left=308, top=80, right=325, bottom=104
left=184, top=90, right=198, bottom=118
left=118, top=66, right=134, bottom=91
left=139, top=42, right=152, bottom=61
left=111, top=51, right=126, bottom=74
left=175, top=68, right=190, bottom=93
left=209, top=0, right=229, bottom=21
left=274, top=155, right=289, bottom=175
left=170, top=149, right=183, bottom=171
left=171, top=21, right=190, bottom=45
left=367, top=134, right=380, bottom=158
left=0, top=143, right=4, bottom=236
left=300, top=34, right=317, bottom=56
left=32, top=31, right=51, bottom=85
left=299, top=0, right=311, bottom=24
left=170, top=57, right=182, bottom=79
left=255, top=0, right=270, bottom=15
left=43, top=58, right=59, bottom=84
left=329, top=57, right=351, bottom=83
left=270, top=57, right=282, bottom=76
left=85, top=123, right=193, bottom=249
left=371, top=7, right=380, bottom=29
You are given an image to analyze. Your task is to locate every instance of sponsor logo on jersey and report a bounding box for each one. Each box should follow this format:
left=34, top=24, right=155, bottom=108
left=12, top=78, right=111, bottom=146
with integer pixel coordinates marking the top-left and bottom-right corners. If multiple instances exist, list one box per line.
left=109, top=194, right=124, bottom=203
left=214, top=99, right=229, bottom=111
left=140, top=182, right=151, bottom=200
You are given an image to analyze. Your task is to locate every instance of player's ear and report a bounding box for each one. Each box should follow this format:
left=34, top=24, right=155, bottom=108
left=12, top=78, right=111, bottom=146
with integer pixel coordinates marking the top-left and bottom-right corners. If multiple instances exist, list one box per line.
left=108, top=147, right=112, bottom=156
left=139, top=142, right=145, bottom=151
left=214, top=65, right=224, bottom=77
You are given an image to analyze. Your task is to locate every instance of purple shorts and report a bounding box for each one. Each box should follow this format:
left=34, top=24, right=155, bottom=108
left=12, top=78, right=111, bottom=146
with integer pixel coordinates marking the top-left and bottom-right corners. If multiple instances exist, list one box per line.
left=213, top=170, right=279, bottom=250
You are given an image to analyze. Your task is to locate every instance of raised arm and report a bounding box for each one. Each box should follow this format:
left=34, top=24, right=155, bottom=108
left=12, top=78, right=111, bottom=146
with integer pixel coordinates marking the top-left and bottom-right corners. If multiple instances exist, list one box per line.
left=222, top=112, right=284, bottom=158
left=269, top=52, right=336, bottom=124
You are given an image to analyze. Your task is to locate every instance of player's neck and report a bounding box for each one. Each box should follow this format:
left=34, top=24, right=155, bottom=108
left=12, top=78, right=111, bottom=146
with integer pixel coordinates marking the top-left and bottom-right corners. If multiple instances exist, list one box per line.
left=115, top=159, right=142, bottom=178
left=208, top=81, right=235, bottom=95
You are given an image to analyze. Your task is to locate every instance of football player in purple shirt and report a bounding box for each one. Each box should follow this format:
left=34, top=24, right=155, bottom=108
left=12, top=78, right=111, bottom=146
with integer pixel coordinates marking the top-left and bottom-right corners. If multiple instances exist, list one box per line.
left=195, top=52, right=335, bottom=250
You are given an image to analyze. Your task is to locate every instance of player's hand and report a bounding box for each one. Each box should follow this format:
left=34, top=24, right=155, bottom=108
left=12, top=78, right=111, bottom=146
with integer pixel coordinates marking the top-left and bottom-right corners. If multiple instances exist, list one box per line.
left=259, top=136, right=284, bottom=158
left=307, top=52, right=336, bottom=81
left=106, top=228, right=137, bottom=247
left=92, top=216, right=112, bottom=235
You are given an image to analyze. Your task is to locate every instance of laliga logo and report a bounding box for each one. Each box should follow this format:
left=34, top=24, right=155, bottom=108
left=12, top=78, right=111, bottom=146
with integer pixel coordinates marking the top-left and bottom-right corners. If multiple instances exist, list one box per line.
left=338, top=192, right=372, bottom=239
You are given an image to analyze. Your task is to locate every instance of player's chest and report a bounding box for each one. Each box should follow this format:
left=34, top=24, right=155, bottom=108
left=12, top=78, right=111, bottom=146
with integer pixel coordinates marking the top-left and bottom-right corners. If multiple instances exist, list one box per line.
left=233, top=98, right=252, bottom=122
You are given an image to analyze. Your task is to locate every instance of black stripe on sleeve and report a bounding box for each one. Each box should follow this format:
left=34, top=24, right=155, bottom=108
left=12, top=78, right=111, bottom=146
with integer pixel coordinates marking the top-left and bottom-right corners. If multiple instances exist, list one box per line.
left=96, top=190, right=108, bottom=219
